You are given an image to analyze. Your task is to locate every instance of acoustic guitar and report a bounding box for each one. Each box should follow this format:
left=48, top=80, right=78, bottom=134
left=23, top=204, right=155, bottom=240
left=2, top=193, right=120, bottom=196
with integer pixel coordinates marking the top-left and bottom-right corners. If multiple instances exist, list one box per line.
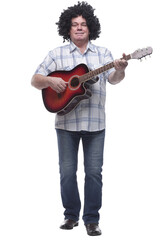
left=42, top=47, right=153, bottom=116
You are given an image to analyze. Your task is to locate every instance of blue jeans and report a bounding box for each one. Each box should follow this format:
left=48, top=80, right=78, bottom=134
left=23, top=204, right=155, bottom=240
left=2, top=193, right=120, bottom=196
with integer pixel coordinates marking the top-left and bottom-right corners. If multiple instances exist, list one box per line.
left=56, top=129, right=105, bottom=224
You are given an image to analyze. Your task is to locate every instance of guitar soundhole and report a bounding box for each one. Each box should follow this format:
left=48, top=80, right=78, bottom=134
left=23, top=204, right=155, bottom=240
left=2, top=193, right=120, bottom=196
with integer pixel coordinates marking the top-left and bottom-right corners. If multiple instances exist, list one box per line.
left=70, top=77, right=79, bottom=87
left=57, top=93, right=62, bottom=99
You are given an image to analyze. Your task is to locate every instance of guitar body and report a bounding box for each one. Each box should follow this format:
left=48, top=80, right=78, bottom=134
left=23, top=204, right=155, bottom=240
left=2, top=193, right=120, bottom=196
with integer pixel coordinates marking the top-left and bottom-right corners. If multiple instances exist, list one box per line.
left=42, top=64, right=95, bottom=116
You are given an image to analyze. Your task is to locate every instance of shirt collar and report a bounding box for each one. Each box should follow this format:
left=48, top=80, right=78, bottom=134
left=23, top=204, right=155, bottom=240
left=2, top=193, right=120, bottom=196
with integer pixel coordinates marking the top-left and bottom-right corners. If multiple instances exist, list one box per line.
left=87, top=42, right=96, bottom=53
left=69, top=41, right=96, bottom=54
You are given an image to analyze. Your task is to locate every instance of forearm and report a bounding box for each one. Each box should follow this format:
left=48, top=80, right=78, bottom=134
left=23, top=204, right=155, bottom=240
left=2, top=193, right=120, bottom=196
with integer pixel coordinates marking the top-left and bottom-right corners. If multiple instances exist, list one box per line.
left=108, top=55, right=128, bottom=84
left=31, top=74, right=50, bottom=90
left=31, top=74, right=67, bottom=93
left=108, top=70, right=125, bottom=85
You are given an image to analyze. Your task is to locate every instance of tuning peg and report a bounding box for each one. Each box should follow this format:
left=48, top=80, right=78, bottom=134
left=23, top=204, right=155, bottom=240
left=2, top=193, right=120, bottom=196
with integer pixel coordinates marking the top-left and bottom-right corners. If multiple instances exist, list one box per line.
left=140, top=59, right=143, bottom=62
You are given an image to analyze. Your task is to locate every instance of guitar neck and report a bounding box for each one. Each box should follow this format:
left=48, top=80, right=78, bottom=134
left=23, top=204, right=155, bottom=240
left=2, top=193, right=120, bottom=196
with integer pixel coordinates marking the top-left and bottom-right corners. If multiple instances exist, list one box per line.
left=79, top=54, right=131, bottom=83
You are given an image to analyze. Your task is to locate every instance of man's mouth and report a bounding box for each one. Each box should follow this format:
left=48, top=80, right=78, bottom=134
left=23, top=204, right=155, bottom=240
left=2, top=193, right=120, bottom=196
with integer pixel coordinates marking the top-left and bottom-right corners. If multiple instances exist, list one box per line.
left=76, top=32, right=84, bottom=35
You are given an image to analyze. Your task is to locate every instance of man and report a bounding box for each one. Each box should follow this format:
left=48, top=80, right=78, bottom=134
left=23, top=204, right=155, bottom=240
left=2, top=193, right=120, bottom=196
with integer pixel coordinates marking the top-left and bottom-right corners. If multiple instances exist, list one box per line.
left=31, top=2, right=128, bottom=236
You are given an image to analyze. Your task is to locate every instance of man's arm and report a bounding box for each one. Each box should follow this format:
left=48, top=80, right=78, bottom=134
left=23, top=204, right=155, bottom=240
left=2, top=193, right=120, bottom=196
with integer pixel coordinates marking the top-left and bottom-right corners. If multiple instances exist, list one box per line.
left=31, top=74, right=67, bottom=93
left=108, top=54, right=128, bottom=84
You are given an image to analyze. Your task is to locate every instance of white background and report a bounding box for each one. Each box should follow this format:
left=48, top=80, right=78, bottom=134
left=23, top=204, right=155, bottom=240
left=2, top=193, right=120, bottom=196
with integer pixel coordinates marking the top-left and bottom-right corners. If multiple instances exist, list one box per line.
left=0, top=0, right=159, bottom=239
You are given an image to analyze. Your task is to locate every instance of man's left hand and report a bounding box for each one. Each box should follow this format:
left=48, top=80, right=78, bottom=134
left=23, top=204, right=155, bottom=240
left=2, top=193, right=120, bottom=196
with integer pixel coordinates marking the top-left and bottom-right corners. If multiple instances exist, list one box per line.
left=114, top=54, right=128, bottom=72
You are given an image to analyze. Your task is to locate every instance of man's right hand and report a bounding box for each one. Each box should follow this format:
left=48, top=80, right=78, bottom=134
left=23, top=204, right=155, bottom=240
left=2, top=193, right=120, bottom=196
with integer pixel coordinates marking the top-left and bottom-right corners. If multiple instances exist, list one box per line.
left=47, top=77, right=68, bottom=93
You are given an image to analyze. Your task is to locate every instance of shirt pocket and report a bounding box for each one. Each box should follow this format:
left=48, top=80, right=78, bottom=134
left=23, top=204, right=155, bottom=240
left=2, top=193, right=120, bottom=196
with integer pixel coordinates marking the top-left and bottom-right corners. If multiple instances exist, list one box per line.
left=56, top=64, right=75, bottom=71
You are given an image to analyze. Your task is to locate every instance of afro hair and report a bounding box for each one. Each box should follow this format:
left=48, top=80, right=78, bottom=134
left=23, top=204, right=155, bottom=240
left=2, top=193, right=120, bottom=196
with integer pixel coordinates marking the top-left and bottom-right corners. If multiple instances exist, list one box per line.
left=56, top=1, right=101, bottom=42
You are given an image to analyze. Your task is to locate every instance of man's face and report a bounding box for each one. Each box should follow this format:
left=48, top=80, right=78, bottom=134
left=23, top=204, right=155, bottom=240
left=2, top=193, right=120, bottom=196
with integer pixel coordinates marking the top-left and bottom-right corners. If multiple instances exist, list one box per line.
left=69, top=16, right=90, bottom=44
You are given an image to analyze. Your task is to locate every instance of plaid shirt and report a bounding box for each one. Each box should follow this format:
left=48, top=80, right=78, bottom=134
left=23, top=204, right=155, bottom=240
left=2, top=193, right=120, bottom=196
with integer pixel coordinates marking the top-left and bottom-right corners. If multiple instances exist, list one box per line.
left=35, top=41, right=115, bottom=131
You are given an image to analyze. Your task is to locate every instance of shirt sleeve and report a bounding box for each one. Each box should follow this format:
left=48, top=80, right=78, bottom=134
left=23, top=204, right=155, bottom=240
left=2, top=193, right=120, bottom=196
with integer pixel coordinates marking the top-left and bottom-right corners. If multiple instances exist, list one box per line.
left=103, top=49, right=115, bottom=80
left=34, top=51, right=56, bottom=76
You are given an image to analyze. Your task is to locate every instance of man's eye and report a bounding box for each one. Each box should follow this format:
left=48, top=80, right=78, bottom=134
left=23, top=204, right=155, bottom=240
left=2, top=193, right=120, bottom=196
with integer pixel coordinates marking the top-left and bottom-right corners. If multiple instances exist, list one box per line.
left=71, top=23, right=87, bottom=27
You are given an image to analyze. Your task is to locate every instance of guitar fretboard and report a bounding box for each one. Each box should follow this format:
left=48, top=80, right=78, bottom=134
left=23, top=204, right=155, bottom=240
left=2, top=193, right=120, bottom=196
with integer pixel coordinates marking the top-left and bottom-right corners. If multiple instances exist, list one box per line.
left=79, top=54, right=131, bottom=83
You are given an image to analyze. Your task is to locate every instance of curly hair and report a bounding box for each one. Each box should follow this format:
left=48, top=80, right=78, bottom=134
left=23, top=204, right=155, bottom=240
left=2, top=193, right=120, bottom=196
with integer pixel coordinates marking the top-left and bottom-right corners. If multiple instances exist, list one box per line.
left=56, top=1, right=101, bottom=42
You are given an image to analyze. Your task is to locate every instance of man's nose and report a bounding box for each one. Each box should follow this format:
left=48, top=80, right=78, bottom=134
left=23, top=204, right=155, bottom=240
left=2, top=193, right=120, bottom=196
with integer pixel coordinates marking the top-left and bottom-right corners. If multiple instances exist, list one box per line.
left=77, top=24, right=82, bottom=30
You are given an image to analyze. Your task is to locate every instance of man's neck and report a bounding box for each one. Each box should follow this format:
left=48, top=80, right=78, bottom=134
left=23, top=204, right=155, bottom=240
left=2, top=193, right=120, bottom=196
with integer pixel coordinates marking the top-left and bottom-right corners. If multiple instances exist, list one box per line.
left=73, top=40, right=89, bottom=54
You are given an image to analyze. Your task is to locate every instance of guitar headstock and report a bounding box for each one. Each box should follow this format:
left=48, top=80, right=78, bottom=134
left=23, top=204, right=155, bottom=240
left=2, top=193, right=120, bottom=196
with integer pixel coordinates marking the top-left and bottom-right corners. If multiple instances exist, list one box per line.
left=131, top=47, right=153, bottom=60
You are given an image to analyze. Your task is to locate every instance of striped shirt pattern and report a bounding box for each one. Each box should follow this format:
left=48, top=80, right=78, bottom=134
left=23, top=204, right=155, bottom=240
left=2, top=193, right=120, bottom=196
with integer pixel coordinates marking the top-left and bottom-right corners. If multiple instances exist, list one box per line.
left=35, top=41, right=115, bottom=131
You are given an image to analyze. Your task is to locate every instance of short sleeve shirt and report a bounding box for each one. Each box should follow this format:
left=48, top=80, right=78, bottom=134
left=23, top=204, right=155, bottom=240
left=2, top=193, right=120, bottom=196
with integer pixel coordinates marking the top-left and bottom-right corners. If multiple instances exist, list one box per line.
left=35, top=41, right=115, bottom=131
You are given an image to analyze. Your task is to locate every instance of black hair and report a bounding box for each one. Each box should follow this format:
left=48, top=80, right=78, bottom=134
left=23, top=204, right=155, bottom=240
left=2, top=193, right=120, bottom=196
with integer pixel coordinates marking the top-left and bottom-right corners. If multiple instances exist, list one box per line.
left=56, top=1, right=101, bottom=42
